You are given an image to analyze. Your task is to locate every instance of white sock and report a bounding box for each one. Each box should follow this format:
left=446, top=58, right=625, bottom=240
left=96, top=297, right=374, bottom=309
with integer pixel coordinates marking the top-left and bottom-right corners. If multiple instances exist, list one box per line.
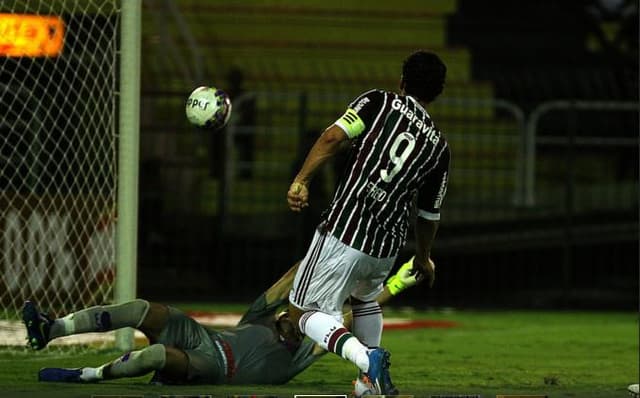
left=299, top=311, right=370, bottom=372
left=341, top=336, right=371, bottom=372
left=79, top=366, right=104, bottom=382
left=352, top=301, right=383, bottom=348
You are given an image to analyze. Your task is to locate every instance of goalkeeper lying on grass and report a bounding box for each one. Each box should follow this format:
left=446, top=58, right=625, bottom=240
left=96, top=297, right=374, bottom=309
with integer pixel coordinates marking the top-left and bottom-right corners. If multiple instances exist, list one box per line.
left=23, top=257, right=431, bottom=386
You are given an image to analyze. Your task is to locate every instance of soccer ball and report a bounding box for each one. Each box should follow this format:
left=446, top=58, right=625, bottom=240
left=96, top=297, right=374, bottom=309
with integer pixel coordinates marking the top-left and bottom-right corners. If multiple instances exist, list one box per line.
left=185, top=86, right=232, bottom=129
left=352, top=375, right=377, bottom=397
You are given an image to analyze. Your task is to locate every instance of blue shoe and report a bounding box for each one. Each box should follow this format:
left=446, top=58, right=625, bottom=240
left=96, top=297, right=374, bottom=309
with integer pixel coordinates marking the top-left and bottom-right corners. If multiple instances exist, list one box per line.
left=38, top=368, right=83, bottom=382
left=365, top=348, right=398, bottom=395
left=22, top=301, right=53, bottom=350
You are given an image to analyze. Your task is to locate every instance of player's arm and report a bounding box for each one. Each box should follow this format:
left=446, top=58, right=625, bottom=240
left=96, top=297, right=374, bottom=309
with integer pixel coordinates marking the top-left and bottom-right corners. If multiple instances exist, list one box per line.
left=413, top=218, right=439, bottom=287
left=410, top=143, right=451, bottom=288
left=264, top=261, right=300, bottom=303
left=288, top=125, right=348, bottom=212
left=238, top=262, right=301, bottom=325
left=288, top=90, right=383, bottom=212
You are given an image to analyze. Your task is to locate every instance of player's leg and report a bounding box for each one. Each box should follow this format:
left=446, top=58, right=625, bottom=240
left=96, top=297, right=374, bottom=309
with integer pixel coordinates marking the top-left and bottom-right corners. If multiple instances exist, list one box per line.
left=38, top=344, right=189, bottom=383
left=350, top=297, right=382, bottom=349
left=287, top=230, right=397, bottom=394
left=23, top=299, right=166, bottom=350
left=351, top=258, right=423, bottom=396
left=349, top=260, right=399, bottom=395
left=290, top=306, right=397, bottom=395
left=347, top=297, right=385, bottom=397
left=349, top=255, right=425, bottom=348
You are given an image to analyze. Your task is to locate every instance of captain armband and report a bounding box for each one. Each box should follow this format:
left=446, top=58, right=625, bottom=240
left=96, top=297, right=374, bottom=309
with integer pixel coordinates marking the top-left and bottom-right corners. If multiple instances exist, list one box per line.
left=334, top=108, right=365, bottom=138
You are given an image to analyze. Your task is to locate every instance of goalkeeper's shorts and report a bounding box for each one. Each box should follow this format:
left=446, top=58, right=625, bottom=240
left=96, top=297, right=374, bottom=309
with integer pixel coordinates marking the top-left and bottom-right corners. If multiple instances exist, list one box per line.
left=153, top=307, right=227, bottom=384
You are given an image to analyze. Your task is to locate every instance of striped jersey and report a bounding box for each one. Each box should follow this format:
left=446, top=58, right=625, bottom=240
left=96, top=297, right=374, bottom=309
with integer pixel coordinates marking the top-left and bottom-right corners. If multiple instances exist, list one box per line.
left=322, top=89, right=450, bottom=258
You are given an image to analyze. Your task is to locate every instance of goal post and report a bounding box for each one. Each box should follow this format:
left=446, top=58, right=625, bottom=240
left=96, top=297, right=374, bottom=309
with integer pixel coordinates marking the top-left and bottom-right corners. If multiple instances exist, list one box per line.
left=0, top=0, right=140, bottom=350
left=115, top=0, right=142, bottom=351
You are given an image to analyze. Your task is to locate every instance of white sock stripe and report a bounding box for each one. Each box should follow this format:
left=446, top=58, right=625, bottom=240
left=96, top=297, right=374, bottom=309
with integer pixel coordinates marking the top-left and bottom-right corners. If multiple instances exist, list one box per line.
left=352, top=302, right=382, bottom=316
left=351, top=301, right=380, bottom=310
left=352, top=308, right=383, bottom=317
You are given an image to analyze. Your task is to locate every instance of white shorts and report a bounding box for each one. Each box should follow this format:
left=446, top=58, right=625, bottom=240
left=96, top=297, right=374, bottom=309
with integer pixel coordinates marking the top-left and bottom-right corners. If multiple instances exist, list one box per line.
left=289, top=229, right=396, bottom=321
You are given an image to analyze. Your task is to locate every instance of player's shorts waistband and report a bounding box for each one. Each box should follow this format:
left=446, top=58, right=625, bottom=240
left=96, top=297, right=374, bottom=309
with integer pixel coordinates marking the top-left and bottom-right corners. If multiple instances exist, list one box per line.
left=214, top=337, right=236, bottom=380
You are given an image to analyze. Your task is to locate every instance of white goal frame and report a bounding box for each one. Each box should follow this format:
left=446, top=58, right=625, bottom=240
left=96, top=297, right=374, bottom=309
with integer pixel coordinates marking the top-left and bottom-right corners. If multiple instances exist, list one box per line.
left=0, top=0, right=141, bottom=351
left=115, top=0, right=141, bottom=351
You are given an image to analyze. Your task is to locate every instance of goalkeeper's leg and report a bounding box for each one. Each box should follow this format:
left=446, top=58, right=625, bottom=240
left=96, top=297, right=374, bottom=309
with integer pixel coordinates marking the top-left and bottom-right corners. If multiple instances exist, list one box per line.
left=38, top=344, right=189, bottom=383
left=30, top=299, right=190, bottom=383
left=23, top=299, right=170, bottom=350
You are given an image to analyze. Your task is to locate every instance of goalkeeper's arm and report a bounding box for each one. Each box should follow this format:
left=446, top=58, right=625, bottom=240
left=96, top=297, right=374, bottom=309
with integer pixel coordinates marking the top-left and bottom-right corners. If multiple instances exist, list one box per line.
left=377, top=256, right=435, bottom=305
left=377, top=217, right=439, bottom=305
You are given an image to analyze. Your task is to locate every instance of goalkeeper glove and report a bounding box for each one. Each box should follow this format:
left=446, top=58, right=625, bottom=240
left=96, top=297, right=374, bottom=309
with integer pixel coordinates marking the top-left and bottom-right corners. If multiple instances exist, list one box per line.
left=386, top=257, right=421, bottom=296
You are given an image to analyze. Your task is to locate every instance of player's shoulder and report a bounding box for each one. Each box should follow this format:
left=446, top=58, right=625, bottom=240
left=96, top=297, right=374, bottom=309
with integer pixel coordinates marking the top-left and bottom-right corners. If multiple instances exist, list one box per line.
left=353, top=88, right=396, bottom=102
left=357, top=88, right=391, bottom=96
left=350, top=89, right=393, bottom=110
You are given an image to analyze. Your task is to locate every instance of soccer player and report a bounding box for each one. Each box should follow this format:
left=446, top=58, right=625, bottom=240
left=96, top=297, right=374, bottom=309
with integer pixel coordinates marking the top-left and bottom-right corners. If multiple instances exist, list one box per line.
left=23, top=260, right=420, bottom=386
left=286, top=50, right=449, bottom=395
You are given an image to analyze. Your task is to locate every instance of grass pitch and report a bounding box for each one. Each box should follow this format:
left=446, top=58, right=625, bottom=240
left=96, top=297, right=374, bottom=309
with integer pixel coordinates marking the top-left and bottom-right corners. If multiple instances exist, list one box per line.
left=0, top=308, right=637, bottom=398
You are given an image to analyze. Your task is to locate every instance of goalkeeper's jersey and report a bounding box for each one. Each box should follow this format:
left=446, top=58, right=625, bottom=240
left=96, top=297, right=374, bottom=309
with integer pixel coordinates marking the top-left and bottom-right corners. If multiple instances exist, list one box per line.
left=216, top=292, right=323, bottom=385
left=323, top=89, right=450, bottom=258
left=155, top=291, right=323, bottom=385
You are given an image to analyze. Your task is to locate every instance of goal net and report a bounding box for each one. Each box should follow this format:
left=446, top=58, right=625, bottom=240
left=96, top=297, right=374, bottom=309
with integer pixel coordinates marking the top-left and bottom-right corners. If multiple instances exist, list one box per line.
left=0, top=1, right=121, bottom=349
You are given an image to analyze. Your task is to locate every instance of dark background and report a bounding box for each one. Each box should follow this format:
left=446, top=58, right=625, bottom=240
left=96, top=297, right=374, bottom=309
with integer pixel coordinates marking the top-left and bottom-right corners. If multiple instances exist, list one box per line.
left=133, top=0, right=639, bottom=309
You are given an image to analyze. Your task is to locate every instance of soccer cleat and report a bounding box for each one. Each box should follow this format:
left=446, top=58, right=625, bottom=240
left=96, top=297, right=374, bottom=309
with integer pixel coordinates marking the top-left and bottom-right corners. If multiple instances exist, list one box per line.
left=365, top=348, right=398, bottom=395
left=22, top=301, right=53, bottom=350
left=38, top=368, right=84, bottom=383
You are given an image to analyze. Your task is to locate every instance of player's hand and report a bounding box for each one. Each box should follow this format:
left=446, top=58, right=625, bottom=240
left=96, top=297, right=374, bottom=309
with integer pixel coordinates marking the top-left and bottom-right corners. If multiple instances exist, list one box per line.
left=287, top=181, right=309, bottom=212
left=411, top=257, right=436, bottom=288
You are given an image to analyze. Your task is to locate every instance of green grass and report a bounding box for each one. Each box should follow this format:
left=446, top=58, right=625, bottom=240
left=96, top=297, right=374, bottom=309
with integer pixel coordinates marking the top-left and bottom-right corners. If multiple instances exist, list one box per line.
left=0, top=308, right=637, bottom=398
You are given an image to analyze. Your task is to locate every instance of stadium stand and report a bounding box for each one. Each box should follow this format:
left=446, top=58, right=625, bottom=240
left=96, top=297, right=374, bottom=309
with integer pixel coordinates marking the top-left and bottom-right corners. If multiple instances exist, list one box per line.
left=136, top=1, right=637, bottom=308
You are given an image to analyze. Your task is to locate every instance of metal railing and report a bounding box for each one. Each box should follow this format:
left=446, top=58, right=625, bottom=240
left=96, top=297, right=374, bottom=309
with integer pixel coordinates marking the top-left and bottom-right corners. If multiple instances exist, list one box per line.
left=524, top=100, right=639, bottom=206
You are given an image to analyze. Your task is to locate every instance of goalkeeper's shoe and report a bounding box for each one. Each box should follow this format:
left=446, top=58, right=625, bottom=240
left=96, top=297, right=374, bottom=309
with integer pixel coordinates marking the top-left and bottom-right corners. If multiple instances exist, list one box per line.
left=364, top=348, right=398, bottom=395
left=22, top=301, right=53, bottom=350
left=38, top=368, right=84, bottom=383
